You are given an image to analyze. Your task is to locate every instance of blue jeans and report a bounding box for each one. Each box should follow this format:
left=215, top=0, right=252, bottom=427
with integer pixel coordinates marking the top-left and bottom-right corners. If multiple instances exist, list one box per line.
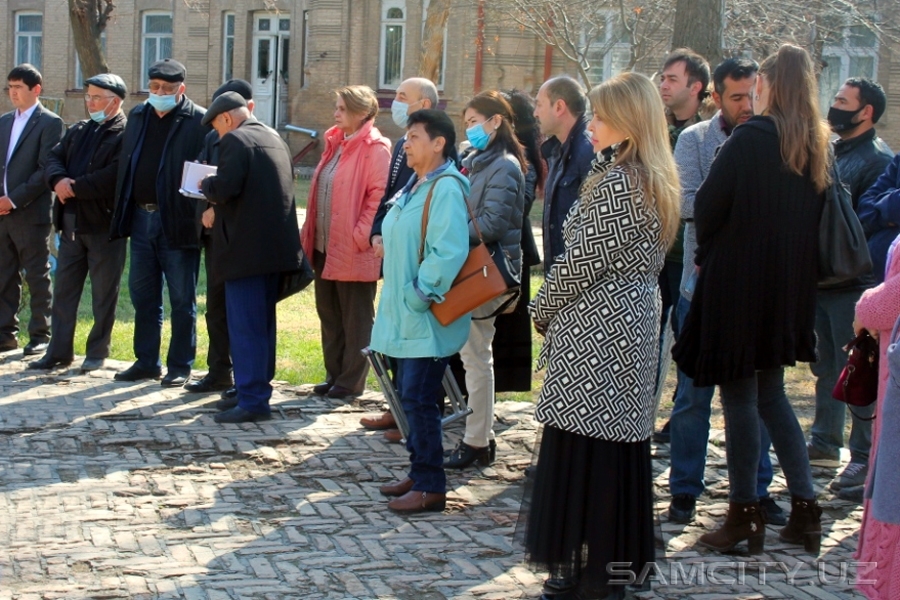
left=225, top=273, right=279, bottom=415
left=719, top=368, right=815, bottom=503
left=128, top=208, right=200, bottom=373
left=396, top=356, right=450, bottom=494
left=810, top=289, right=873, bottom=463
left=669, top=295, right=774, bottom=498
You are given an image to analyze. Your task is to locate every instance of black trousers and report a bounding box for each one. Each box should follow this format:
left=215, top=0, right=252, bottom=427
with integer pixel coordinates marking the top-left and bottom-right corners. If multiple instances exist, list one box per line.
left=45, top=232, right=126, bottom=361
left=202, top=232, right=232, bottom=379
left=0, top=219, right=53, bottom=345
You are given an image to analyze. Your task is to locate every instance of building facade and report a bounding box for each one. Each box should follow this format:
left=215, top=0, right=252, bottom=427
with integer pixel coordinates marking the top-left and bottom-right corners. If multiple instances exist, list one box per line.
left=1, top=0, right=898, bottom=161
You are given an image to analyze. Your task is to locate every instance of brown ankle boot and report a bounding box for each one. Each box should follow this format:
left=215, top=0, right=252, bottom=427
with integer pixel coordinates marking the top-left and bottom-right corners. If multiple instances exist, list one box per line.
left=779, top=496, right=822, bottom=554
left=697, top=501, right=765, bottom=554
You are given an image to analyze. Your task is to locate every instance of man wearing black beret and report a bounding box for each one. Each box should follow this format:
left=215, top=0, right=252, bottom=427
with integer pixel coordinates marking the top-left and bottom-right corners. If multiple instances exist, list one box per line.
left=110, top=58, right=209, bottom=386
left=184, top=79, right=255, bottom=397
left=30, top=73, right=129, bottom=372
left=199, top=92, right=304, bottom=423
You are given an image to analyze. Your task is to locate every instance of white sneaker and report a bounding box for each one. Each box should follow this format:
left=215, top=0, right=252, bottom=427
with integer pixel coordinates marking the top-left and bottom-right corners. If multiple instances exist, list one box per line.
left=830, top=461, right=868, bottom=491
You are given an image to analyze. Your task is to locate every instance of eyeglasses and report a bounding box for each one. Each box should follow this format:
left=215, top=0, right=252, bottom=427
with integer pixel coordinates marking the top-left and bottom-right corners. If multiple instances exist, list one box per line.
left=147, top=83, right=179, bottom=95
left=84, top=94, right=116, bottom=103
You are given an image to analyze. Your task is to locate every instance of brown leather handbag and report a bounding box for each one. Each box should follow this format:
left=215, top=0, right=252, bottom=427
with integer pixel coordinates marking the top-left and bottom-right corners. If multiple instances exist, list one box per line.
left=418, top=176, right=520, bottom=326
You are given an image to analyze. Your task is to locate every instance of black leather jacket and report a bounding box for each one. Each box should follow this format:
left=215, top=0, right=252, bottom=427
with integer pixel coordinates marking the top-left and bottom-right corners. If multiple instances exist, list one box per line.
left=821, top=128, right=894, bottom=291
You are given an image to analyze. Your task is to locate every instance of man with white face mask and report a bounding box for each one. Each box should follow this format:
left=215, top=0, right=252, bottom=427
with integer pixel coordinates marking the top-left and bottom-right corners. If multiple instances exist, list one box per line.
left=30, top=74, right=128, bottom=372
left=360, top=77, right=455, bottom=440
left=110, top=59, right=209, bottom=387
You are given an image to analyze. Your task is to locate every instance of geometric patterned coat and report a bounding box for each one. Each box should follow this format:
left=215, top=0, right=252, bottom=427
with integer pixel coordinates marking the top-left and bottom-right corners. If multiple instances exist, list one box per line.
left=530, top=151, right=666, bottom=442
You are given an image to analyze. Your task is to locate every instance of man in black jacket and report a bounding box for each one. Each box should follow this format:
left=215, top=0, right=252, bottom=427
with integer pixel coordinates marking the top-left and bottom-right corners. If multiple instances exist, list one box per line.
left=808, top=77, right=893, bottom=502
left=31, top=74, right=128, bottom=372
left=110, top=59, right=208, bottom=386
left=0, top=64, right=65, bottom=354
left=183, top=79, right=255, bottom=396
left=199, top=92, right=304, bottom=423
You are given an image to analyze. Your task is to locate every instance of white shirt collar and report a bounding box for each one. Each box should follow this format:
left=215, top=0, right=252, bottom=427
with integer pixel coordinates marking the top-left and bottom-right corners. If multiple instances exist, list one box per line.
left=15, top=102, right=39, bottom=121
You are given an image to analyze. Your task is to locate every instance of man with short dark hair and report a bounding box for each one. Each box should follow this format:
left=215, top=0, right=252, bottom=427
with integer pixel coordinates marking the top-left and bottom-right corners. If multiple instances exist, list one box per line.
left=533, top=75, right=594, bottom=272
left=808, top=77, right=893, bottom=502
left=30, top=73, right=128, bottom=372
left=653, top=49, right=711, bottom=444
left=184, top=79, right=256, bottom=396
left=666, top=58, right=785, bottom=525
left=200, top=92, right=304, bottom=423
left=0, top=64, right=64, bottom=354
left=110, top=59, right=208, bottom=386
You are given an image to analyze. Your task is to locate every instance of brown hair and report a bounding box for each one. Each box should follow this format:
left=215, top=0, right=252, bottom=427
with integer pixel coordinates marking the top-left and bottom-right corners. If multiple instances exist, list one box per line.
left=758, top=45, right=831, bottom=193
left=464, top=90, right=527, bottom=174
left=334, top=85, right=379, bottom=122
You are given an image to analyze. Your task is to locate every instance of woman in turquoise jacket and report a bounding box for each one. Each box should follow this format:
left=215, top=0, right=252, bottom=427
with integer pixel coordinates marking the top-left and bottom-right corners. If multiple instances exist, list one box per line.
left=369, top=109, right=471, bottom=514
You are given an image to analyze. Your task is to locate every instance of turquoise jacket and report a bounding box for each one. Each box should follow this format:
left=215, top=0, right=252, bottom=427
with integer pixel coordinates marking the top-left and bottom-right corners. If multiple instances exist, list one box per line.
left=370, top=165, right=472, bottom=358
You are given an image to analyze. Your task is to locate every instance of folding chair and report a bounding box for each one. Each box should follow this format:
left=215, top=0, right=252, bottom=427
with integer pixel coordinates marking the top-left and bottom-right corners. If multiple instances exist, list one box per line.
left=363, top=348, right=472, bottom=443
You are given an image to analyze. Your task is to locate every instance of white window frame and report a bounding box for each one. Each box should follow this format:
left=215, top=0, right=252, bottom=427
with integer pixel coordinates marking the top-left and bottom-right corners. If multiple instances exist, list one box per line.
left=141, top=11, right=174, bottom=90
left=818, top=24, right=880, bottom=116
left=421, top=0, right=447, bottom=90
left=75, top=33, right=107, bottom=89
left=581, top=12, right=630, bottom=84
left=379, top=0, right=406, bottom=90
left=222, top=12, right=236, bottom=83
left=15, top=13, right=43, bottom=71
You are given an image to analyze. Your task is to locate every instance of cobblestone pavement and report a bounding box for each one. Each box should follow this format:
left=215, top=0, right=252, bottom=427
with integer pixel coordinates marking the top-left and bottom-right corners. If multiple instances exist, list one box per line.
left=0, top=351, right=867, bottom=600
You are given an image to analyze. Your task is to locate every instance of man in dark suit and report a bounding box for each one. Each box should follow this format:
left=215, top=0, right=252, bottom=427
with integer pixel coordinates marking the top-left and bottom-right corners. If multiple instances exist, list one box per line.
left=29, top=74, right=129, bottom=372
left=109, top=59, right=208, bottom=386
left=183, top=79, right=255, bottom=396
left=199, top=92, right=304, bottom=423
left=0, top=64, right=65, bottom=354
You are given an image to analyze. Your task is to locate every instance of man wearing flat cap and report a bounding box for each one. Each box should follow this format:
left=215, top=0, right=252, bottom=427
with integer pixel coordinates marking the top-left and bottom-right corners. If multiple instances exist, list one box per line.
left=110, top=58, right=208, bottom=386
left=0, top=64, right=64, bottom=355
left=199, top=92, right=304, bottom=423
left=30, top=74, right=129, bottom=372
left=183, top=79, right=255, bottom=397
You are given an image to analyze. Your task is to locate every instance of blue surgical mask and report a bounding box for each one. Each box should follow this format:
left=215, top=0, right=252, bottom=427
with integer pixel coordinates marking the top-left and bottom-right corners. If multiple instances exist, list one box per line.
left=466, top=123, right=491, bottom=151
left=148, top=92, right=178, bottom=113
left=391, top=100, right=410, bottom=128
left=89, top=98, right=114, bottom=123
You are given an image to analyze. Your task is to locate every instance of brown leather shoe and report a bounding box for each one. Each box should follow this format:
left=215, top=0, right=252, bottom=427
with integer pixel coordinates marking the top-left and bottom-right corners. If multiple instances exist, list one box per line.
left=379, top=477, right=414, bottom=497
left=383, top=428, right=403, bottom=444
left=387, top=490, right=446, bottom=514
left=360, top=411, right=397, bottom=431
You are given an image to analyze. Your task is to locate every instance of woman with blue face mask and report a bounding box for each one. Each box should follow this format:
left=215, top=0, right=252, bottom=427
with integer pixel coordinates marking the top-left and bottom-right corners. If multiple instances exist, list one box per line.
left=443, top=91, right=526, bottom=470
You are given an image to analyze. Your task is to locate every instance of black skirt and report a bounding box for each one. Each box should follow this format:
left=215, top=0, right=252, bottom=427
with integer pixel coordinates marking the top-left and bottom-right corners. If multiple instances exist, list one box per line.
left=517, top=425, right=656, bottom=598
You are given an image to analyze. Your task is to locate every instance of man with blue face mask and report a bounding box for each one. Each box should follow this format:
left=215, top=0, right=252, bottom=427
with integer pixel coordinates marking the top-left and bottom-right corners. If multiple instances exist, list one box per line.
left=30, top=74, right=128, bottom=372
left=110, top=59, right=209, bottom=386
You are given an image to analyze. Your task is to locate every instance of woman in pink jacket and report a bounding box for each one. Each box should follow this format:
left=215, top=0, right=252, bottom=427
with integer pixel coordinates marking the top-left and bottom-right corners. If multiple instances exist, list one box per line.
left=301, top=85, right=391, bottom=398
left=854, top=233, right=900, bottom=600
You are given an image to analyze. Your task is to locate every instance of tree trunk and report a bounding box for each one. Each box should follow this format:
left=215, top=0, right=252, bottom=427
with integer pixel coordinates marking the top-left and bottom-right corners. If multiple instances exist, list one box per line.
left=68, top=0, right=112, bottom=80
left=420, top=0, right=451, bottom=83
left=671, top=0, right=723, bottom=67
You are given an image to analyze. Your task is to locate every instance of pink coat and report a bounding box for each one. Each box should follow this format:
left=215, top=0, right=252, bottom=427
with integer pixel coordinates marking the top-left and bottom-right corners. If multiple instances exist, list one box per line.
left=301, top=120, right=391, bottom=282
left=855, top=236, right=900, bottom=600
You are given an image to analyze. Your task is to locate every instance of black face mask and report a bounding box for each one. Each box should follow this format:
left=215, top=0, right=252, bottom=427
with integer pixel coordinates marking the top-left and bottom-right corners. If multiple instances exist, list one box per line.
left=827, top=106, right=864, bottom=133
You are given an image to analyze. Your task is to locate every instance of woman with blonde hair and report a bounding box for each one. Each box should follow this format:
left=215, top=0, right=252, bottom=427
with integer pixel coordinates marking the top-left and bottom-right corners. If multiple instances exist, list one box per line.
left=521, top=72, right=679, bottom=600
left=301, top=85, right=391, bottom=398
left=674, top=44, right=830, bottom=555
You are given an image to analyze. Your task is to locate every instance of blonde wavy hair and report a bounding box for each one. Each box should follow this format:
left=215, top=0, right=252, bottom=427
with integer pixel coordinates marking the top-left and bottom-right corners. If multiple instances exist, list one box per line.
left=586, top=72, right=681, bottom=249
left=758, top=44, right=832, bottom=193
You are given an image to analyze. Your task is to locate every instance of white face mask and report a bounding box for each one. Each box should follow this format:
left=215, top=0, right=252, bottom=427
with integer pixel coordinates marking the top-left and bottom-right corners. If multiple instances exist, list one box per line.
left=391, top=100, right=410, bottom=128
left=89, top=97, right=115, bottom=123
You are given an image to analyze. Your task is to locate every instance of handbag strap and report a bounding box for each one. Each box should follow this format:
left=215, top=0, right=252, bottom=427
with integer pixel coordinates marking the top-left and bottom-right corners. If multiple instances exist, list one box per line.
left=418, top=174, right=472, bottom=264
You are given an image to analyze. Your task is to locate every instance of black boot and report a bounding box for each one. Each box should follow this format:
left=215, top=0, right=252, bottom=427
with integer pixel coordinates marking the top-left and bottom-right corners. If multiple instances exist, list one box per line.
left=779, top=496, right=822, bottom=554
left=696, top=501, right=765, bottom=554
left=444, top=440, right=492, bottom=468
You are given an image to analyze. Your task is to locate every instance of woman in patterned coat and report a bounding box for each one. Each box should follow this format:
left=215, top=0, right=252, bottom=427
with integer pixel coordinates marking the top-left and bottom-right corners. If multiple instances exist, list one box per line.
left=522, top=72, right=680, bottom=600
